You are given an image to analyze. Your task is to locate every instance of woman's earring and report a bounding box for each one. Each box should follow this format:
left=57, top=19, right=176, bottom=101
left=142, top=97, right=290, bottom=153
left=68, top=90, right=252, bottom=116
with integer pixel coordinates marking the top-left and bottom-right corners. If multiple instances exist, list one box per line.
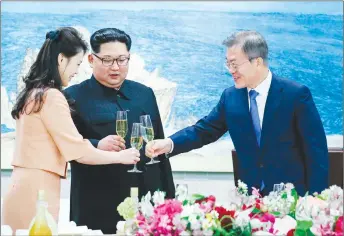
left=49, top=80, right=55, bottom=87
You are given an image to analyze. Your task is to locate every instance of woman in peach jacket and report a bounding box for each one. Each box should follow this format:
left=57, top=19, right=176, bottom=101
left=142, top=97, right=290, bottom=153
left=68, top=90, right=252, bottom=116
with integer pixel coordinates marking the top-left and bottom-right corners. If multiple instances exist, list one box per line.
left=1, top=27, right=140, bottom=233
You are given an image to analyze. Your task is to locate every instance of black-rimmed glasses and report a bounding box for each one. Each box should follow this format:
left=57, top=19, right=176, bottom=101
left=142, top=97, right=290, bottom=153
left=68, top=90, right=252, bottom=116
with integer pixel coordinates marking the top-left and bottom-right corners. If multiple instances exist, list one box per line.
left=92, top=53, right=130, bottom=67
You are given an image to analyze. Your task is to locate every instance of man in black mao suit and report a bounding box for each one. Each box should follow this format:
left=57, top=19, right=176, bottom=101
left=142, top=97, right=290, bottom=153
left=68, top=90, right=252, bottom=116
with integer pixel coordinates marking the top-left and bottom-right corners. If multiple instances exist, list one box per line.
left=64, top=28, right=175, bottom=234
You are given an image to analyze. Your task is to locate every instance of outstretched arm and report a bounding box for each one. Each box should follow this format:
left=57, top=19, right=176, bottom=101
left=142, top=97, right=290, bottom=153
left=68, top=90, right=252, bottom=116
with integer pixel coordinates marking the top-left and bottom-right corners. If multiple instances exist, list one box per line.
left=147, top=90, right=228, bottom=157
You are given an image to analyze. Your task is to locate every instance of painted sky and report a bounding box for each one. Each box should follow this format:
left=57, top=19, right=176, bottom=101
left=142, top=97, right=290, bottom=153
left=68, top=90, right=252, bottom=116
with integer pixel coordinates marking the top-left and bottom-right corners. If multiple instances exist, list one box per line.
left=2, top=1, right=343, bottom=15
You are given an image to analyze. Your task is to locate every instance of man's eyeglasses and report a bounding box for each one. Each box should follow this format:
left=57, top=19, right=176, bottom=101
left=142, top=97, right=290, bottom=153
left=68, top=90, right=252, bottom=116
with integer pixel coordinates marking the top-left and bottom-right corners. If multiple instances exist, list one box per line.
left=92, top=53, right=130, bottom=67
left=225, top=58, right=256, bottom=71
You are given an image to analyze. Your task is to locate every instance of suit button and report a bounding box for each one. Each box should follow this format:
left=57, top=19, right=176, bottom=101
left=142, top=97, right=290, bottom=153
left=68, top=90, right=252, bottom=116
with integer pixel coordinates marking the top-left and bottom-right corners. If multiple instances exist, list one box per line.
left=259, top=164, right=264, bottom=168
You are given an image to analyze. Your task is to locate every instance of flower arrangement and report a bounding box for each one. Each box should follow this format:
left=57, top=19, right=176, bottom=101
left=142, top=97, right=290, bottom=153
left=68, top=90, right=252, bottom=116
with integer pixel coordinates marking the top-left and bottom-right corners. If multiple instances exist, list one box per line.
left=116, top=181, right=343, bottom=236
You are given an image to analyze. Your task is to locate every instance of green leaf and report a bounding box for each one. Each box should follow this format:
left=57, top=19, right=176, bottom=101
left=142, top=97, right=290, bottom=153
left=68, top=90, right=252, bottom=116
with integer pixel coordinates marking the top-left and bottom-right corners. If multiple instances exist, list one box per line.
left=316, top=195, right=326, bottom=201
left=213, top=228, right=230, bottom=236
left=227, top=227, right=242, bottom=236
left=294, top=229, right=306, bottom=236
left=242, top=228, right=252, bottom=236
left=282, top=192, right=288, bottom=199
left=271, top=211, right=281, bottom=216
left=334, top=216, right=339, bottom=223
left=251, top=208, right=262, bottom=214
left=296, top=220, right=313, bottom=231
left=191, top=194, right=205, bottom=200
left=306, top=228, right=315, bottom=236
left=290, top=189, right=299, bottom=213
left=182, top=200, right=189, bottom=205
left=288, top=212, right=296, bottom=219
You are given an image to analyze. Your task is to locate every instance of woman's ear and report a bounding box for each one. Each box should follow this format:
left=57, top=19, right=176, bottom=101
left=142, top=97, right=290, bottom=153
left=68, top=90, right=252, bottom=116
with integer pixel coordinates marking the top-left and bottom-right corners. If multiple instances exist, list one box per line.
left=57, top=53, right=64, bottom=66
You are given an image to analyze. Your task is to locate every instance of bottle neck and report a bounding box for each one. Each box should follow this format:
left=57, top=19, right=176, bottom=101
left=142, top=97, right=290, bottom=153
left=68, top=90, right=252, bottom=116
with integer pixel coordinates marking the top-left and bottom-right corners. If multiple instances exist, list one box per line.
left=35, top=201, right=48, bottom=220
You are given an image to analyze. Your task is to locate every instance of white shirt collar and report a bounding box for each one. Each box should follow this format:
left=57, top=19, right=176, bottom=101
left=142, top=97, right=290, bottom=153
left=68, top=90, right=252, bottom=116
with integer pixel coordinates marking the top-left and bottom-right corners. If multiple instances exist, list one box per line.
left=247, top=70, right=272, bottom=96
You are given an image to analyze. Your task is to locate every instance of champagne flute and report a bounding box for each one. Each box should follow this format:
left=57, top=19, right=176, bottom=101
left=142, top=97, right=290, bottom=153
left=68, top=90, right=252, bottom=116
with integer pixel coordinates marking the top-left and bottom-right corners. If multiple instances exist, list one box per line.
left=140, top=115, right=160, bottom=165
left=128, top=123, right=143, bottom=173
left=116, top=111, right=128, bottom=139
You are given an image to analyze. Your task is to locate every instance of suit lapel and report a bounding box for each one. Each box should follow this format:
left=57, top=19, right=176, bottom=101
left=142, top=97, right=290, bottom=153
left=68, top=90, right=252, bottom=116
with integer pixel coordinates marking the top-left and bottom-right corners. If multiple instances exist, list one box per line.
left=234, top=88, right=260, bottom=149
left=260, top=74, right=284, bottom=149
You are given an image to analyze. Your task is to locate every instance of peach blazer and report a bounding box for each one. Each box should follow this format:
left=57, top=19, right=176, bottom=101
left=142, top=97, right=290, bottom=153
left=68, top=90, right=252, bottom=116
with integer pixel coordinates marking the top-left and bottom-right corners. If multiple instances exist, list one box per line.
left=11, top=89, right=95, bottom=178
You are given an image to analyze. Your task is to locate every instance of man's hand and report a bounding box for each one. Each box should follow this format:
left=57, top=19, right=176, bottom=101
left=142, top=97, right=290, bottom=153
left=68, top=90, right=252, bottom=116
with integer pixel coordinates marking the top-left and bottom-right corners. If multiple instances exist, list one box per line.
left=145, top=139, right=172, bottom=157
left=97, top=135, right=126, bottom=152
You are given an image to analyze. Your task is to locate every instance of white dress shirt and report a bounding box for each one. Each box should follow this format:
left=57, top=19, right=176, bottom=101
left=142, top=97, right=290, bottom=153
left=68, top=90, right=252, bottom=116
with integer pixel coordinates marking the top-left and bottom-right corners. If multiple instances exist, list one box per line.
left=168, top=70, right=273, bottom=153
left=247, top=70, right=272, bottom=129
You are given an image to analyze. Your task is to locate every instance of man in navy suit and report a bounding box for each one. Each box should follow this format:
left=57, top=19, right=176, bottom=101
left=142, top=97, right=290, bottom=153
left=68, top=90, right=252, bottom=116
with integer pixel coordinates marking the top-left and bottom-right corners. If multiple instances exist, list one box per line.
left=147, top=30, right=328, bottom=196
left=64, top=28, right=175, bottom=234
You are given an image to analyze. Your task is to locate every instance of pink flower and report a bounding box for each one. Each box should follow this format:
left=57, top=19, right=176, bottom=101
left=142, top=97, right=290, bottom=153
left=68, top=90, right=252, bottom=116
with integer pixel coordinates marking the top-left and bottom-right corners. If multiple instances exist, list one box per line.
left=261, top=213, right=276, bottom=224
left=252, top=187, right=262, bottom=198
left=195, top=195, right=216, bottom=213
left=138, top=199, right=183, bottom=236
left=195, top=195, right=216, bottom=205
left=335, top=216, right=343, bottom=234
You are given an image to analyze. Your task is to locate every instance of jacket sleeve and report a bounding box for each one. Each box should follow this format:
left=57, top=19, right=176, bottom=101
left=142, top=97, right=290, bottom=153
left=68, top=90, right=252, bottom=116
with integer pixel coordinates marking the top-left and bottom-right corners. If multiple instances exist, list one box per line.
left=169, top=90, right=228, bottom=157
left=40, top=89, right=96, bottom=162
left=295, top=85, right=329, bottom=193
left=150, top=88, right=176, bottom=198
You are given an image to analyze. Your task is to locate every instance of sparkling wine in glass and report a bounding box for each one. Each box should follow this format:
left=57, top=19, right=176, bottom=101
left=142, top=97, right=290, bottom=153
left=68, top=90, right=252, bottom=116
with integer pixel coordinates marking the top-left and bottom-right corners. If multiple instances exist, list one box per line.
left=140, top=115, right=160, bottom=165
left=116, top=111, right=128, bottom=138
left=128, top=123, right=143, bottom=173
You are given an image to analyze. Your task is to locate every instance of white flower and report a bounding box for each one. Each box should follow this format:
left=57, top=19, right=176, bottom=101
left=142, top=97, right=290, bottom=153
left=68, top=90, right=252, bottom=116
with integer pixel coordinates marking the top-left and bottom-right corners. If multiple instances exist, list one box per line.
left=330, top=208, right=340, bottom=217
left=173, top=214, right=188, bottom=231
left=116, top=221, right=126, bottom=235
left=189, top=215, right=202, bottom=231
left=181, top=204, right=204, bottom=219
left=176, top=184, right=189, bottom=202
left=311, top=205, right=320, bottom=218
left=285, top=183, right=295, bottom=192
left=310, top=226, right=322, bottom=236
left=250, top=218, right=263, bottom=230
left=295, top=198, right=312, bottom=221
left=234, top=209, right=250, bottom=229
left=209, top=210, right=219, bottom=219
left=237, top=180, right=248, bottom=195
left=192, top=229, right=204, bottom=236
left=202, top=229, right=214, bottom=236
left=152, top=191, right=165, bottom=206
left=202, top=212, right=219, bottom=229
left=139, top=200, right=154, bottom=218
left=319, top=189, right=330, bottom=200
left=139, top=192, right=154, bottom=218
left=141, top=191, right=152, bottom=203
left=180, top=231, right=191, bottom=236
left=202, top=218, right=212, bottom=230
left=274, top=215, right=297, bottom=235
left=252, top=231, right=274, bottom=236
left=116, top=220, right=136, bottom=236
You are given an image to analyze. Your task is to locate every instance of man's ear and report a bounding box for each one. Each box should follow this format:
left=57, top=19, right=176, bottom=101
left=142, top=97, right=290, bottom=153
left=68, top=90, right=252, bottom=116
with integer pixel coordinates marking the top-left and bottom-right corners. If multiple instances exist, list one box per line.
left=88, top=54, right=94, bottom=67
left=256, top=57, right=264, bottom=67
